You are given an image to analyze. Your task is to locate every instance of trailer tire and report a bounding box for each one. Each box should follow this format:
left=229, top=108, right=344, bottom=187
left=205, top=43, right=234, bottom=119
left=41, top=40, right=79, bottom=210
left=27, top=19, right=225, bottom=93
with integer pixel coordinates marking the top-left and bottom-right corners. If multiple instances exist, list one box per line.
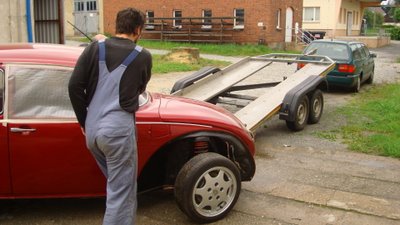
left=308, top=89, right=323, bottom=124
left=286, top=95, right=309, bottom=131
left=174, top=152, right=241, bottom=223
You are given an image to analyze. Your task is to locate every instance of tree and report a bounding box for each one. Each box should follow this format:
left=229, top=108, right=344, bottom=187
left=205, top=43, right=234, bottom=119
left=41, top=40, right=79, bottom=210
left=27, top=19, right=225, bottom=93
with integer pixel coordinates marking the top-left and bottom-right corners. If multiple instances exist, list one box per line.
left=364, top=9, right=384, bottom=29
left=394, top=8, right=400, bottom=22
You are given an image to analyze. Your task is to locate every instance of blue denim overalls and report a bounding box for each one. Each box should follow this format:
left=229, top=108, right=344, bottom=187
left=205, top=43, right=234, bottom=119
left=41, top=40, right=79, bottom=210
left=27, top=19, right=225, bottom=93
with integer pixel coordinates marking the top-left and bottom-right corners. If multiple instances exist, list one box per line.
left=85, top=39, right=142, bottom=225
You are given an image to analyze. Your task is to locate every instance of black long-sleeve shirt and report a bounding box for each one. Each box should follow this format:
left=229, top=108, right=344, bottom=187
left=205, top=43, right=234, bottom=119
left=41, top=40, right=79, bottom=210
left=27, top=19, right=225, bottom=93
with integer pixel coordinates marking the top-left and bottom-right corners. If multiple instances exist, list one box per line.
left=68, top=37, right=152, bottom=128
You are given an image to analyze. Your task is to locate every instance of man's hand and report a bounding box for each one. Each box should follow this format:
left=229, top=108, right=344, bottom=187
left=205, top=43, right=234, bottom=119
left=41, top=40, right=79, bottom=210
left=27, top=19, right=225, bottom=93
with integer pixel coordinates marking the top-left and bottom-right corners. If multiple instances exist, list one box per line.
left=80, top=127, right=86, bottom=136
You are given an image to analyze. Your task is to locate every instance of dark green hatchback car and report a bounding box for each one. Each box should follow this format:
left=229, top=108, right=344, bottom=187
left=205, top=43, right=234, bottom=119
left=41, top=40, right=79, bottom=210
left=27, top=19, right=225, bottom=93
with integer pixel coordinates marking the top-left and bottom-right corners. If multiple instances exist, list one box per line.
left=300, top=40, right=376, bottom=92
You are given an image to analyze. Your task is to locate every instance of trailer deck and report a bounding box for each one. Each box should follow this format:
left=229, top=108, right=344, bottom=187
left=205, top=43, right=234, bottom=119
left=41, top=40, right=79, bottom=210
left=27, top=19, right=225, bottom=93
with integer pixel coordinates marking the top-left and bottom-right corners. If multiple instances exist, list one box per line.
left=171, top=54, right=335, bottom=132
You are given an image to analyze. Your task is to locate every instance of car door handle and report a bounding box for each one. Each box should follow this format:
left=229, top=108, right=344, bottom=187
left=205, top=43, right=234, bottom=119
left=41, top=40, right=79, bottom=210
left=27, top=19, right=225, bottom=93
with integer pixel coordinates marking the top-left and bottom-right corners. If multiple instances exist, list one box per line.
left=10, top=128, right=37, bottom=133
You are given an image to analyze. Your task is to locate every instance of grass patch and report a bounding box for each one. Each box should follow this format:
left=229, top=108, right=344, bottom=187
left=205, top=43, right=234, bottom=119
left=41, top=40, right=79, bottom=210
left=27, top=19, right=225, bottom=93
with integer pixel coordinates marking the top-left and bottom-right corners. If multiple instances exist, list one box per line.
left=397, top=57, right=400, bottom=63
left=333, top=84, right=400, bottom=158
left=138, top=40, right=298, bottom=56
left=152, top=54, right=230, bottom=74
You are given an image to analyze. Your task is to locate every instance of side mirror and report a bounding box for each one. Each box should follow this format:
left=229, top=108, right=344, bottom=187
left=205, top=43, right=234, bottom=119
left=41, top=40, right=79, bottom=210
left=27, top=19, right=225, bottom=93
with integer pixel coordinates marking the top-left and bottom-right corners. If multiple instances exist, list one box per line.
left=370, top=53, right=377, bottom=58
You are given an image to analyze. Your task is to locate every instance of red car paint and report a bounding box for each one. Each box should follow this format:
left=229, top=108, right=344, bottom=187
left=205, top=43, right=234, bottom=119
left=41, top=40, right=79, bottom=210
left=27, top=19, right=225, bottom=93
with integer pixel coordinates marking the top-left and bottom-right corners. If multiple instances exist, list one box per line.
left=0, top=43, right=255, bottom=199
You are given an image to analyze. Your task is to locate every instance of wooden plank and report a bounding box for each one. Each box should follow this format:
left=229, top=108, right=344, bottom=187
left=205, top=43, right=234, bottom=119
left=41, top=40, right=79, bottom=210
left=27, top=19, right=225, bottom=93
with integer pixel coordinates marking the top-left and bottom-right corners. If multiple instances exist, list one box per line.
left=173, top=58, right=271, bottom=101
left=234, top=64, right=329, bottom=132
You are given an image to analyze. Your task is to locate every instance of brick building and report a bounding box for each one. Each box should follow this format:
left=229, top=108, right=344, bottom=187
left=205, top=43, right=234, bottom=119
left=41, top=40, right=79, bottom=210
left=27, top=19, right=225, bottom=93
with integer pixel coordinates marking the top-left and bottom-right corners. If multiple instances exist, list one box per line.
left=103, top=0, right=303, bottom=47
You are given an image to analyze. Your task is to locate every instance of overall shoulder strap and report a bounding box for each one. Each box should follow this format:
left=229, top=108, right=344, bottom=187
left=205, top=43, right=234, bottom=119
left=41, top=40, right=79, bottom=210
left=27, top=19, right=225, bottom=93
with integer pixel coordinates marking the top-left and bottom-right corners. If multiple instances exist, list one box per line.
left=121, top=45, right=143, bottom=67
left=98, top=39, right=106, bottom=62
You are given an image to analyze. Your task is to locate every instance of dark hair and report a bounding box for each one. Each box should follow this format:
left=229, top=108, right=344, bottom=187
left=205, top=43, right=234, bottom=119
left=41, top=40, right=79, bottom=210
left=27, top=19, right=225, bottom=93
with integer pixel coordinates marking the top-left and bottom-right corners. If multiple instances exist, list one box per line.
left=115, top=8, right=145, bottom=35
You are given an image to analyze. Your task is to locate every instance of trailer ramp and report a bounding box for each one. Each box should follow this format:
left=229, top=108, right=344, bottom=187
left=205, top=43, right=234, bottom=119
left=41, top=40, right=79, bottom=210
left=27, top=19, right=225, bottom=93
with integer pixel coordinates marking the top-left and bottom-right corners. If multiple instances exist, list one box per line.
left=235, top=63, right=331, bottom=132
left=172, top=57, right=272, bottom=101
left=172, top=53, right=335, bottom=132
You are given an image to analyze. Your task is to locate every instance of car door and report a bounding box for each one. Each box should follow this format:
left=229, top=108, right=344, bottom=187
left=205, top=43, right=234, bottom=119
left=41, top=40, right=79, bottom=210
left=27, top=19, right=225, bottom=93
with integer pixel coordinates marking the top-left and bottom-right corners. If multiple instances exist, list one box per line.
left=0, top=67, right=12, bottom=196
left=357, top=44, right=369, bottom=82
left=360, top=44, right=375, bottom=78
left=6, top=64, right=105, bottom=197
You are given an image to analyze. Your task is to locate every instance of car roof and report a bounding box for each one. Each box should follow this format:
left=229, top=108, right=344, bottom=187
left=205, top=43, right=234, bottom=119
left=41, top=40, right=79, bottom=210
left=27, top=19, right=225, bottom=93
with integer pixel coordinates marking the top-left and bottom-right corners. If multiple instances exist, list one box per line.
left=309, top=39, right=364, bottom=46
left=0, top=43, right=84, bottom=67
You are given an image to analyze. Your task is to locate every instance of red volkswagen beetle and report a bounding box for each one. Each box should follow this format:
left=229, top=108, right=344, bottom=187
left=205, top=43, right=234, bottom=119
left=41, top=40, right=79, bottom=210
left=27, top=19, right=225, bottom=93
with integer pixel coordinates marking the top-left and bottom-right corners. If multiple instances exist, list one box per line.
left=0, top=43, right=255, bottom=223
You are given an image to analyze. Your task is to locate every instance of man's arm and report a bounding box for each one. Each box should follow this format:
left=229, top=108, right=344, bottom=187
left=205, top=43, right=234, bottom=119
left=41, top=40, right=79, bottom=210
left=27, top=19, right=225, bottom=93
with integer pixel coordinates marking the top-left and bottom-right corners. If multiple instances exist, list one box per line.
left=68, top=46, right=92, bottom=129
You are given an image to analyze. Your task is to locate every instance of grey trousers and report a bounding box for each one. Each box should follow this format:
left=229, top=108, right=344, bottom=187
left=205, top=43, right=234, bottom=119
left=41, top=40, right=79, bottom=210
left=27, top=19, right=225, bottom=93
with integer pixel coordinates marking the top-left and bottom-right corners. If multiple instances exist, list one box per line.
left=86, top=127, right=137, bottom=225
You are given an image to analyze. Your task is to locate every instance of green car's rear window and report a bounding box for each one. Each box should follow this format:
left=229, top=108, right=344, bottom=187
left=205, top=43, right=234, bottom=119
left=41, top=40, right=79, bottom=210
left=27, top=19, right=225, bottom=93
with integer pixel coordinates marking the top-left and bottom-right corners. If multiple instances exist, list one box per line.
left=305, top=42, right=350, bottom=61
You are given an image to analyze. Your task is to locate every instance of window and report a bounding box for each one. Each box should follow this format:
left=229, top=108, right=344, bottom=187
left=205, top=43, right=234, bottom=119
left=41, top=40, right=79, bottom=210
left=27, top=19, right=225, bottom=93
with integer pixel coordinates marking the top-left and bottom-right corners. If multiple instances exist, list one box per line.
left=74, top=0, right=85, bottom=12
left=360, top=45, right=371, bottom=58
left=145, top=11, right=155, bottom=30
left=276, top=9, right=282, bottom=29
left=173, top=10, right=182, bottom=28
left=303, top=7, right=320, bottom=22
left=86, top=1, right=97, bottom=11
left=202, top=9, right=212, bottom=29
left=7, top=65, right=75, bottom=119
left=234, top=8, right=245, bottom=29
left=203, top=9, right=212, bottom=24
left=0, top=69, right=4, bottom=115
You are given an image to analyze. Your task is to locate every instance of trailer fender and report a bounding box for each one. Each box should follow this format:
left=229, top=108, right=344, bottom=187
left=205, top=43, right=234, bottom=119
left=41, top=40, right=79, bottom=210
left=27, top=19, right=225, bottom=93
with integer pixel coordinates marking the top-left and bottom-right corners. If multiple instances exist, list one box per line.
left=170, top=66, right=221, bottom=94
left=279, top=75, right=326, bottom=122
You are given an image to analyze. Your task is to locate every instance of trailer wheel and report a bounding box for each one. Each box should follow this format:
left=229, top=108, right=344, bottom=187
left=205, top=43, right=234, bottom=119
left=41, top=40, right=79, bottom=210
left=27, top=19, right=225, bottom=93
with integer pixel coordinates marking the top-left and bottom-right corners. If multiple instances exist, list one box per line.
left=174, top=152, right=241, bottom=223
left=286, top=95, right=309, bottom=131
left=308, top=89, right=323, bottom=124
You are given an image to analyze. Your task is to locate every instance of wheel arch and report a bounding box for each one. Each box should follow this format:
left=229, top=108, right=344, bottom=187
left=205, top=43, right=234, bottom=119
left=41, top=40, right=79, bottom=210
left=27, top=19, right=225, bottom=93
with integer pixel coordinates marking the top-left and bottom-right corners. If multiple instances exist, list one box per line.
left=137, top=131, right=255, bottom=193
left=279, top=75, right=325, bottom=122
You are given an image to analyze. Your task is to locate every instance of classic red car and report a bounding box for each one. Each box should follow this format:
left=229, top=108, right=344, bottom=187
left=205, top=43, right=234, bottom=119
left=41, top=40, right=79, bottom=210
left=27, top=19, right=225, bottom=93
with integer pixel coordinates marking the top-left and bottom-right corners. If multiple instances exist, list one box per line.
left=0, top=43, right=255, bottom=223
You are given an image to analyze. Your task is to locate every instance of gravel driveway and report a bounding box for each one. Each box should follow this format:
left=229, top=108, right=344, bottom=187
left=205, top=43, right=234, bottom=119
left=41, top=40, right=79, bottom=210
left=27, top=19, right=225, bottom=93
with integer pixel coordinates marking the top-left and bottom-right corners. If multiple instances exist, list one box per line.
left=1, top=41, right=399, bottom=225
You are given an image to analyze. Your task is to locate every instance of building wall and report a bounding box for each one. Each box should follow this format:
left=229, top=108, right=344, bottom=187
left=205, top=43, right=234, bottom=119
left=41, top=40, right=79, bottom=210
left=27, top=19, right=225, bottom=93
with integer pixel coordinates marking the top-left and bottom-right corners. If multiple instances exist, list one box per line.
left=303, top=0, right=381, bottom=39
left=103, top=0, right=302, bottom=45
left=0, top=0, right=28, bottom=43
left=64, top=0, right=75, bottom=37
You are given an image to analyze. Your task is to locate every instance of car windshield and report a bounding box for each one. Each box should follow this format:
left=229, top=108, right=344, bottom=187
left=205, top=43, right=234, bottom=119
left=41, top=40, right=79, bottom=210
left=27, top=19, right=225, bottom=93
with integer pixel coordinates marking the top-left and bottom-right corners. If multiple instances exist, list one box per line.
left=305, top=42, right=350, bottom=61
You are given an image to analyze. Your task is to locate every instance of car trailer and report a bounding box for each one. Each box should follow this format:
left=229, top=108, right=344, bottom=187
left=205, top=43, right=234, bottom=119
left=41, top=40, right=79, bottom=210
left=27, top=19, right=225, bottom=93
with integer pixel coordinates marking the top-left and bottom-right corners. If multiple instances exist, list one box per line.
left=170, top=53, right=336, bottom=132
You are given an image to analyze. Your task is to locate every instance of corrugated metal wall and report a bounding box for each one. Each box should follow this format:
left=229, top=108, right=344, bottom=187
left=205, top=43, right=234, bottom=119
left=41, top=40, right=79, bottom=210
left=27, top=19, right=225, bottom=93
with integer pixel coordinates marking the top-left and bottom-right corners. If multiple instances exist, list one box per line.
left=34, top=0, right=64, bottom=44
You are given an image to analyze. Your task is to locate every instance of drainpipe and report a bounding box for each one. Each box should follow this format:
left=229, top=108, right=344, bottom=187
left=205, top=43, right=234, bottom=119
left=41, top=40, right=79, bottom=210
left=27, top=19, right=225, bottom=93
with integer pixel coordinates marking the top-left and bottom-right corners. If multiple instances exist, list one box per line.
left=26, top=0, right=33, bottom=42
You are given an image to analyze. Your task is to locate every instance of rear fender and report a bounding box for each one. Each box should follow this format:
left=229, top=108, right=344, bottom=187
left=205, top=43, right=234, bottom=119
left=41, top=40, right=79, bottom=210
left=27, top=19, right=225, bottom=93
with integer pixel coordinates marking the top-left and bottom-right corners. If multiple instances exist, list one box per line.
left=279, top=75, right=326, bottom=122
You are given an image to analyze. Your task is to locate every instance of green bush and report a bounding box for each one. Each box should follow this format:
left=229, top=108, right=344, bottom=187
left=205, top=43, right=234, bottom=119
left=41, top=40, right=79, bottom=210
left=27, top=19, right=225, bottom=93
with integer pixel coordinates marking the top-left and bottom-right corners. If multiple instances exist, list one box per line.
left=389, top=26, right=400, bottom=40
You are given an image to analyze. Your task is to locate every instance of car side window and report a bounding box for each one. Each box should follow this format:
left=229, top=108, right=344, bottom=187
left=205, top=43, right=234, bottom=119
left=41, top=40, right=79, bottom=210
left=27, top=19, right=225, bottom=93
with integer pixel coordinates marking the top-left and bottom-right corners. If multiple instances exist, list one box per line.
left=0, top=69, right=4, bottom=115
left=357, top=44, right=367, bottom=59
left=351, top=44, right=361, bottom=60
left=7, top=64, right=75, bottom=120
left=361, top=45, right=371, bottom=57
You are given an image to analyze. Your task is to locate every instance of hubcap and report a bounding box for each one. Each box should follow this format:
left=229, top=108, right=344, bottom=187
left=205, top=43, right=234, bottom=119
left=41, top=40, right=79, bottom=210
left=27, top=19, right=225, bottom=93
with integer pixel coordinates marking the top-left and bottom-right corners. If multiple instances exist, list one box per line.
left=312, top=97, right=321, bottom=118
left=297, top=102, right=307, bottom=124
left=192, top=167, right=237, bottom=217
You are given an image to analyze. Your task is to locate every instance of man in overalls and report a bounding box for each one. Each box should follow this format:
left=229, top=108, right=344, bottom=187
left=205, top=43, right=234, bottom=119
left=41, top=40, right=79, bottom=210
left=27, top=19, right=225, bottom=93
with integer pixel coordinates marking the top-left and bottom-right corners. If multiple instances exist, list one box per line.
left=68, top=8, right=152, bottom=225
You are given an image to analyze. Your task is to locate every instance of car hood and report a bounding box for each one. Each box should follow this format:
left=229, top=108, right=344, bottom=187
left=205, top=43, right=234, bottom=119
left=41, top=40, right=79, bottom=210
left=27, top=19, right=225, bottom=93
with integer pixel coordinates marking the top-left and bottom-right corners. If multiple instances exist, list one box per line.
left=158, top=94, right=247, bottom=131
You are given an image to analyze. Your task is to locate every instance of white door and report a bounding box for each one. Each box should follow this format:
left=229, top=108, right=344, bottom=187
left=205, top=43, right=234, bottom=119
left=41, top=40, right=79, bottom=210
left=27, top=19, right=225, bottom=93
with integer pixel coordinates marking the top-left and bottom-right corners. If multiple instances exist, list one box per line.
left=347, top=12, right=353, bottom=36
left=285, top=8, right=293, bottom=42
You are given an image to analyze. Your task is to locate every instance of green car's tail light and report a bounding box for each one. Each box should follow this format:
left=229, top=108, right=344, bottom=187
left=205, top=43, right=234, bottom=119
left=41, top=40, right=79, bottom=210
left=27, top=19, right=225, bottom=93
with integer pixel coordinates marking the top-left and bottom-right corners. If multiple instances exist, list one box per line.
left=338, top=64, right=356, bottom=73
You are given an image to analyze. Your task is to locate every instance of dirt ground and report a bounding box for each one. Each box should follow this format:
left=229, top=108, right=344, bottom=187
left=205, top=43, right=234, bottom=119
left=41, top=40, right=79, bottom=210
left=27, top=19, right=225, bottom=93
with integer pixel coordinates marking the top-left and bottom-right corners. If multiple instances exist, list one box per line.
left=1, top=41, right=400, bottom=225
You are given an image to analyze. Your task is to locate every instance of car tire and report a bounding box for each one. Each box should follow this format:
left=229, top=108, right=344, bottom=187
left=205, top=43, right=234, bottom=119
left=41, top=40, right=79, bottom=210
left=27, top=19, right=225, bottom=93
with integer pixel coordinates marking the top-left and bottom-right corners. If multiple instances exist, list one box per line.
left=366, top=69, right=374, bottom=84
left=286, top=95, right=309, bottom=131
left=308, top=89, right=324, bottom=124
left=174, top=152, right=241, bottom=223
left=352, top=76, right=361, bottom=92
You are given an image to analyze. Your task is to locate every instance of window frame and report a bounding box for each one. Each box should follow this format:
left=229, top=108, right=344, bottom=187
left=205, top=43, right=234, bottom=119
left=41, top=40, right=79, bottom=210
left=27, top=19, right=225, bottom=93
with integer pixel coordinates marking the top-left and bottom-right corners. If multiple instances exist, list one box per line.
left=5, top=64, right=75, bottom=121
left=202, top=9, right=212, bottom=29
left=173, top=10, right=182, bottom=28
left=74, top=0, right=85, bottom=12
left=145, top=10, right=155, bottom=30
left=234, top=8, right=245, bottom=29
left=276, top=9, right=282, bottom=29
left=303, top=7, right=320, bottom=22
